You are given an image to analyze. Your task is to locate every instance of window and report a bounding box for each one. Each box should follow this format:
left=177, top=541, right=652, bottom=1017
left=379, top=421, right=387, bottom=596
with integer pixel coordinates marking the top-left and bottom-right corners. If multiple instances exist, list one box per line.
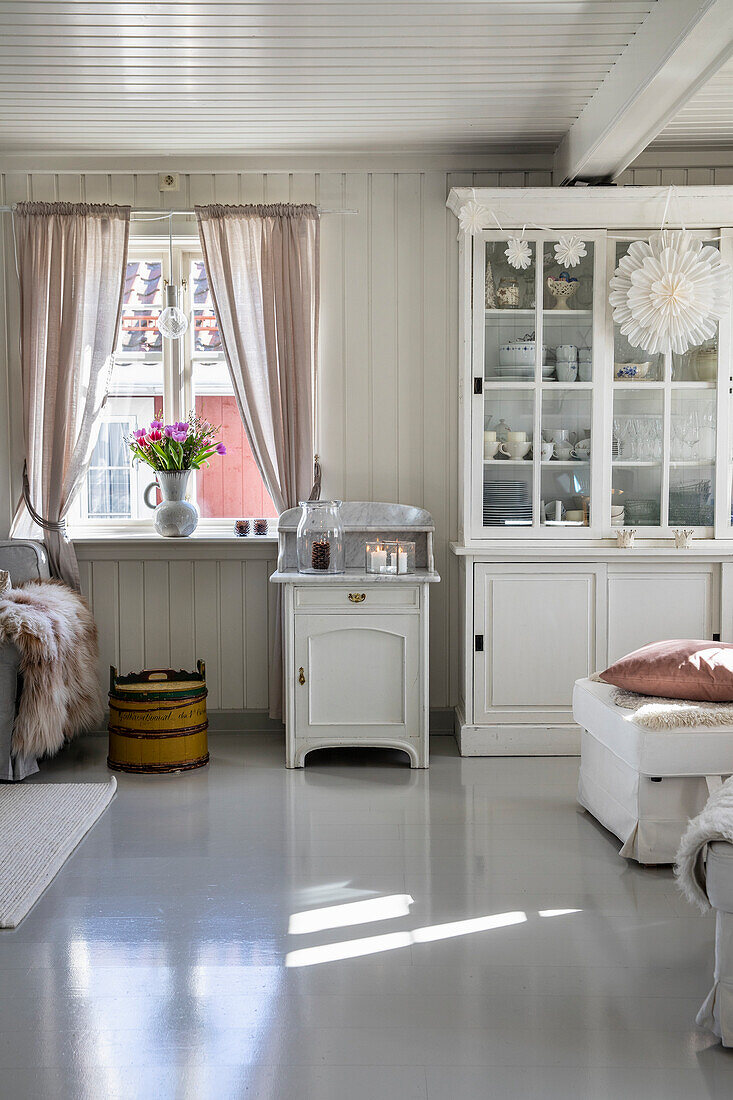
left=70, top=239, right=276, bottom=529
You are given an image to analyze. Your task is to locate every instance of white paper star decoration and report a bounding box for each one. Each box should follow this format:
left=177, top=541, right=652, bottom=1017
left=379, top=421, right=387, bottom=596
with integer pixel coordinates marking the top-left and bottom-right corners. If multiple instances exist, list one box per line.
left=457, top=201, right=486, bottom=236
left=554, top=235, right=587, bottom=268
left=609, top=231, right=732, bottom=355
left=505, top=237, right=532, bottom=270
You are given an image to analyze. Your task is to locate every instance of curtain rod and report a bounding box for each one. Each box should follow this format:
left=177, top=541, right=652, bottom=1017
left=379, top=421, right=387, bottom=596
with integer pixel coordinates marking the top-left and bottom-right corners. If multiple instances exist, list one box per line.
left=0, top=205, right=357, bottom=216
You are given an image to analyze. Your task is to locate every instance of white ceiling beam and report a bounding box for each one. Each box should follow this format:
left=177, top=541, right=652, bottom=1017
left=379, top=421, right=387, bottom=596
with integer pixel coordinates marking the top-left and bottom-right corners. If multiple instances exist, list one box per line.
left=553, top=0, right=733, bottom=184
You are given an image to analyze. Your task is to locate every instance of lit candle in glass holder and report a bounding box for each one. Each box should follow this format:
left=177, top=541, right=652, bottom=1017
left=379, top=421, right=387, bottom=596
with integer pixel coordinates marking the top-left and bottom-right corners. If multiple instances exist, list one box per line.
left=366, top=542, right=387, bottom=573
left=397, top=540, right=415, bottom=574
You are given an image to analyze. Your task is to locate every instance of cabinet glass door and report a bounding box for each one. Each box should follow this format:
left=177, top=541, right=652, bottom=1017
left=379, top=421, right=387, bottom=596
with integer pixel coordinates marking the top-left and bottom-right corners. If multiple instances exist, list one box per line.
left=476, top=233, right=602, bottom=536
left=610, top=240, right=718, bottom=534
left=481, top=239, right=537, bottom=529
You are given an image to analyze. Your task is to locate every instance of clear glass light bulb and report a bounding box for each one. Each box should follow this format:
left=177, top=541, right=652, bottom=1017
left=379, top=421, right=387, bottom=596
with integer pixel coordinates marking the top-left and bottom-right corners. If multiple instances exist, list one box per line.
left=157, top=284, right=189, bottom=340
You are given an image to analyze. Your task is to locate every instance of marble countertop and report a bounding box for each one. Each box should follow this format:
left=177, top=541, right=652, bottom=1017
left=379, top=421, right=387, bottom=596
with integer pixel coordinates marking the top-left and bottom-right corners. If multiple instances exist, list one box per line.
left=270, top=567, right=440, bottom=584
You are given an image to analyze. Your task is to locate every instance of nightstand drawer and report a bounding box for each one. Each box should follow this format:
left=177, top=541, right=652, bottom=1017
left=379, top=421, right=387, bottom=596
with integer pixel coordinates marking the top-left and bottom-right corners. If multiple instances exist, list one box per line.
left=294, top=585, right=420, bottom=611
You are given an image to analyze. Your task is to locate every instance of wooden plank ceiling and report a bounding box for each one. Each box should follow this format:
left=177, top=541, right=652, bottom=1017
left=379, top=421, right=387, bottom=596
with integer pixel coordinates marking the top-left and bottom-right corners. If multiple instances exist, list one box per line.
left=653, top=52, right=733, bottom=149
left=0, top=1, right=656, bottom=153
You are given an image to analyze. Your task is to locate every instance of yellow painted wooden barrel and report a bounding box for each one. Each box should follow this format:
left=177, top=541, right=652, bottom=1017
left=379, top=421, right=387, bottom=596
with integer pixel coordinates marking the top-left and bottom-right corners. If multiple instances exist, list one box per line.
left=108, top=661, right=209, bottom=774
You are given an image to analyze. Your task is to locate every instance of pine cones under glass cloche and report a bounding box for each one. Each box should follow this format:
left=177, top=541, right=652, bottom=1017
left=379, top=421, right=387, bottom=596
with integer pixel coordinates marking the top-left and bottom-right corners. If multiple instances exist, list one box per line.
left=311, top=539, right=331, bottom=571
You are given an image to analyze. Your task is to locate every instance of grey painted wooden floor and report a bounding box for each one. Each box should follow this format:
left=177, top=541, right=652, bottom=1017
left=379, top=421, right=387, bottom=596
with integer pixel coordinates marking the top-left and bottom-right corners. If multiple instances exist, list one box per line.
left=1, top=734, right=733, bottom=1099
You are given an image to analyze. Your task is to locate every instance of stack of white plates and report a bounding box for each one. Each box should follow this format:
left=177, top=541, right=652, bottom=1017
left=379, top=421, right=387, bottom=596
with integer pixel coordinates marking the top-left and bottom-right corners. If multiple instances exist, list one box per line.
left=493, top=365, right=556, bottom=380
left=483, top=479, right=532, bottom=525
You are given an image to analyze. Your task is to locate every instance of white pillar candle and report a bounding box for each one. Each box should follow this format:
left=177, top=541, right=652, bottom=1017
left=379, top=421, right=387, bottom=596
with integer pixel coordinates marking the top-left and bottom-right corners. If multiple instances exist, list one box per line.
left=398, top=550, right=408, bottom=574
left=371, top=548, right=387, bottom=573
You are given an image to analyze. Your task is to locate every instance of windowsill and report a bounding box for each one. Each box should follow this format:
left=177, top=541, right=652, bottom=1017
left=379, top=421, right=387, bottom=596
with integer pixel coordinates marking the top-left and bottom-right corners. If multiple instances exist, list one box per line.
left=68, top=525, right=279, bottom=543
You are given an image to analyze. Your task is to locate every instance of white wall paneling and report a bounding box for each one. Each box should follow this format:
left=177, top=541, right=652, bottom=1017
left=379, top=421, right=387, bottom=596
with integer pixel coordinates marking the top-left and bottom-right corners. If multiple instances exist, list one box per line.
left=77, top=541, right=278, bottom=713
left=2, top=160, right=732, bottom=712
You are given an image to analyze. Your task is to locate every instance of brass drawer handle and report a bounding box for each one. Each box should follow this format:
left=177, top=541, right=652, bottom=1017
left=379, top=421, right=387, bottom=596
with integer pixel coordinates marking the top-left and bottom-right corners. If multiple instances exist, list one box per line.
left=348, top=592, right=367, bottom=603
left=298, top=667, right=305, bottom=685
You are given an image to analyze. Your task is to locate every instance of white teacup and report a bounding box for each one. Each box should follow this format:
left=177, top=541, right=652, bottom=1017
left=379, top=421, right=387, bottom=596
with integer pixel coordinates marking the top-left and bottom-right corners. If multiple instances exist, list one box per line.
left=545, top=429, right=572, bottom=444
left=484, top=440, right=500, bottom=459
left=556, top=362, right=578, bottom=382
left=572, top=438, right=591, bottom=460
left=565, top=509, right=585, bottom=523
left=538, top=441, right=554, bottom=461
left=499, top=440, right=531, bottom=460
left=544, top=500, right=565, bottom=522
left=555, top=344, right=578, bottom=362
left=506, top=430, right=527, bottom=442
left=554, top=442, right=574, bottom=460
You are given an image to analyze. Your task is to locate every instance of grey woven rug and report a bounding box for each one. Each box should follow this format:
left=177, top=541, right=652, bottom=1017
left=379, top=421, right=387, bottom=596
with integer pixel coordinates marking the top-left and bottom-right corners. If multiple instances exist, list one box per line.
left=0, top=778, right=116, bottom=928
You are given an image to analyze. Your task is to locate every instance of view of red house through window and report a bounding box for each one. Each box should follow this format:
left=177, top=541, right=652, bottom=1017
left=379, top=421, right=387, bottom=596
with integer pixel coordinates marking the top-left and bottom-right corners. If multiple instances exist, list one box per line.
left=74, top=249, right=276, bottom=524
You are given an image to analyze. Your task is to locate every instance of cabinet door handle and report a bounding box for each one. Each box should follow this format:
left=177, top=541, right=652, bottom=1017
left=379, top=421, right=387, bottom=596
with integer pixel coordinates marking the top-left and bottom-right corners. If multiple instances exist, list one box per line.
left=348, top=592, right=367, bottom=603
left=298, top=667, right=306, bottom=685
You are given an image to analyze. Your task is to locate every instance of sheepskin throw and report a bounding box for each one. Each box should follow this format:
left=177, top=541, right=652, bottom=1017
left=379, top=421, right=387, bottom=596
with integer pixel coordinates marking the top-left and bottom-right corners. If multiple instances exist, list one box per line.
left=589, top=671, right=733, bottom=730
left=0, top=574, right=103, bottom=758
left=675, top=776, right=733, bottom=910
left=612, top=689, right=733, bottom=730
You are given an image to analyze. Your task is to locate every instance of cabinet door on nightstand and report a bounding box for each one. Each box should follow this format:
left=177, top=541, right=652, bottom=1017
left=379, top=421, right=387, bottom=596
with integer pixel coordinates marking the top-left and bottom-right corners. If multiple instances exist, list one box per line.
left=473, top=563, right=603, bottom=725
left=293, top=613, right=421, bottom=740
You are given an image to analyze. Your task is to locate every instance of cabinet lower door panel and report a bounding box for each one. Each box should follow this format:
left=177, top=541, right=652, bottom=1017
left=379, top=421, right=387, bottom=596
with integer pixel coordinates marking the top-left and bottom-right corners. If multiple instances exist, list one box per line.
left=294, top=613, right=420, bottom=739
left=474, top=564, right=599, bottom=725
left=606, top=568, right=713, bottom=665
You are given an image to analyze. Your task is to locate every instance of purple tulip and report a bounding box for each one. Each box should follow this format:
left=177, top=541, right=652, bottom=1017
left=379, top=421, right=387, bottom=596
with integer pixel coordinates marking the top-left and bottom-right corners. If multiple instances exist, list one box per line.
left=163, top=425, right=175, bottom=437
left=216, top=442, right=227, bottom=455
left=132, top=428, right=146, bottom=440
left=172, top=430, right=188, bottom=443
left=174, top=422, right=188, bottom=433
left=150, top=420, right=163, bottom=431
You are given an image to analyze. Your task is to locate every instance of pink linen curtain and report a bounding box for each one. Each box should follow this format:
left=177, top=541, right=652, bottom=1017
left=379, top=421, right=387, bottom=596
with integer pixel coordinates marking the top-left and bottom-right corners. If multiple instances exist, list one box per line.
left=11, top=202, right=130, bottom=590
left=195, top=203, right=320, bottom=717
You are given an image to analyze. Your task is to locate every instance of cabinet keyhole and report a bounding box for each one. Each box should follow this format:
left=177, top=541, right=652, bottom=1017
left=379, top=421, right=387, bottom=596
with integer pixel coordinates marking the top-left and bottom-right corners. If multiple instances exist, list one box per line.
left=298, top=667, right=306, bottom=685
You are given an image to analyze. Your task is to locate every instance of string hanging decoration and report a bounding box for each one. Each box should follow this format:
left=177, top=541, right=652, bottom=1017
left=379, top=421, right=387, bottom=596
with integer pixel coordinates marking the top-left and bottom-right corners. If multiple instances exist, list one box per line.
left=505, top=237, right=532, bottom=270
left=457, top=200, right=486, bottom=236
left=609, top=230, right=731, bottom=355
left=553, top=235, right=587, bottom=268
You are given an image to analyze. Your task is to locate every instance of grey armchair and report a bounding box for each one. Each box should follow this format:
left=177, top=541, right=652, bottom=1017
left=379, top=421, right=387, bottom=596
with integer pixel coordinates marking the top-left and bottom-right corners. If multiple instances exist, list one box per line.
left=0, top=540, right=51, bottom=781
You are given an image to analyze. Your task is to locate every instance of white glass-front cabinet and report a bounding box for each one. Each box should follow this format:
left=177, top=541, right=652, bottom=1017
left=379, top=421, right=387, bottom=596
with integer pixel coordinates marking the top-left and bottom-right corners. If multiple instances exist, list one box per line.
left=449, top=187, right=733, bottom=756
left=473, top=232, right=605, bottom=538
left=470, top=227, right=732, bottom=540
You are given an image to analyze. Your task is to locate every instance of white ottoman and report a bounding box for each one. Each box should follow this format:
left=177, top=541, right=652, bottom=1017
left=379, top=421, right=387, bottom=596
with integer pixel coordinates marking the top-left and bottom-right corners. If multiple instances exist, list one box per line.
left=697, top=841, right=733, bottom=1045
left=573, top=677, right=733, bottom=864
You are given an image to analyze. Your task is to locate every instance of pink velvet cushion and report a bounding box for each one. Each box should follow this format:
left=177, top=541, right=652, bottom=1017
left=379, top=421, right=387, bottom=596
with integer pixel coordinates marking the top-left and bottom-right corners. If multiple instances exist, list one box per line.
left=599, top=640, right=733, bottom=702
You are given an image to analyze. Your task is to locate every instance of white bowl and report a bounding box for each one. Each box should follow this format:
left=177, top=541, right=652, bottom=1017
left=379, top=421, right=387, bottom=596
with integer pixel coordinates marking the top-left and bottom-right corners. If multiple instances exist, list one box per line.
left=499, top=340, right=548, bottom=367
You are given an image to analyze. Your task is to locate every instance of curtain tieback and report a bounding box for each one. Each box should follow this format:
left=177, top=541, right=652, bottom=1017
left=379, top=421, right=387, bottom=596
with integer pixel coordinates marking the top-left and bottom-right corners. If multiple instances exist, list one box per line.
left=22, top=462, right=67, bottom=534
left=308, top=454, right=322, bottom=501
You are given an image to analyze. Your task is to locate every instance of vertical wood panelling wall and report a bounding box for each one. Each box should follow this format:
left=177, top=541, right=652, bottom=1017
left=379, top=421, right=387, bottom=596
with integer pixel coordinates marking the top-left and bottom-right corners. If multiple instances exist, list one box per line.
left=1, top=159, right=730, bottom=711
left=77, top=551, right=277, bottom=712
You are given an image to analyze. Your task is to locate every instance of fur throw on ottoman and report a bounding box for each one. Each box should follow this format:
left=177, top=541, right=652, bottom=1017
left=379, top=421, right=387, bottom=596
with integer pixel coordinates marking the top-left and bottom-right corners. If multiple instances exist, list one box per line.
left=0, top=571, right=104, bottom=758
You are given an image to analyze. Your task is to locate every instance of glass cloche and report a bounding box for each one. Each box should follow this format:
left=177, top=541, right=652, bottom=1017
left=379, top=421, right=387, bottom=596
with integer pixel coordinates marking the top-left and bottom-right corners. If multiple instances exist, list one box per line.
left=296, top=500, right=345, bottom=574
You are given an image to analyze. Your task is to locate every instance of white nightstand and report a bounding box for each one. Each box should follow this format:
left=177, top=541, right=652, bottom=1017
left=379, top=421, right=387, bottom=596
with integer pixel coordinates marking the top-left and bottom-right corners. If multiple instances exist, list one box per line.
left=271, top=503, right=440, bottom=768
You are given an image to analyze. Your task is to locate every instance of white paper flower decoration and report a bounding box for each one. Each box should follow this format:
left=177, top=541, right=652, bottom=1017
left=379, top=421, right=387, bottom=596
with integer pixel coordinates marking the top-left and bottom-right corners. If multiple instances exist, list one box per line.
left=457, top=201, right=486, bottom=236
left=554, top=235, right=587, bottom=268
left=609, top=231, right=732, bottom=355
left=505, top=237, right=532, bottom=270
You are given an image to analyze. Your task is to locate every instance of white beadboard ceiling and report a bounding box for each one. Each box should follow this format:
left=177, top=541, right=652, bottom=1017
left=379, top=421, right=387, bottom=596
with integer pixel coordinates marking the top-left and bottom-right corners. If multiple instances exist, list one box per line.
left=0, top=0, right=658, bottom=154
left=654, top=53, right=733, bottom=149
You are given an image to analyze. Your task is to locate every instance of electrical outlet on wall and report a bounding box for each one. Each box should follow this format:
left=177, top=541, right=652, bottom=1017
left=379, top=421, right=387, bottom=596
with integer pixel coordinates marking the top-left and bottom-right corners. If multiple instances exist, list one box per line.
left=158, top=173, right=180, bottom=192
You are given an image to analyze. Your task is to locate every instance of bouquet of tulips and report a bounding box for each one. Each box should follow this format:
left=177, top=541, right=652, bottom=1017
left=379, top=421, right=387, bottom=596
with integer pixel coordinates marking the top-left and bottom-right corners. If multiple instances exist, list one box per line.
left=126, top=411, right=227, bottom=471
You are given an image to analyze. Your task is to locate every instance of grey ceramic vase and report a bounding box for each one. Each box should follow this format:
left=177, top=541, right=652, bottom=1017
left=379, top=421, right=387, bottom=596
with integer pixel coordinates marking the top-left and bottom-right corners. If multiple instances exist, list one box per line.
left=153, top=470, right=199, bottom=537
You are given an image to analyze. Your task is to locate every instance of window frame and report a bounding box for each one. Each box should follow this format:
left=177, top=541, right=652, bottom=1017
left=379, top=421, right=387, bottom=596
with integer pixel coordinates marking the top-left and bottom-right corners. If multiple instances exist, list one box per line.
left=67, top=234, right=276, bottom=536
